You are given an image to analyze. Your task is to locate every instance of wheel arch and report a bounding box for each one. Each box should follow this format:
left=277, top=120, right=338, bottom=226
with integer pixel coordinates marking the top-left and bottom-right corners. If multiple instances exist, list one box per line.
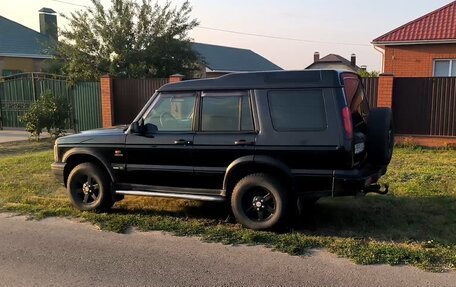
left=63, top=148, right=115, bottom=186
left=223, top=155, right=293, bottom=197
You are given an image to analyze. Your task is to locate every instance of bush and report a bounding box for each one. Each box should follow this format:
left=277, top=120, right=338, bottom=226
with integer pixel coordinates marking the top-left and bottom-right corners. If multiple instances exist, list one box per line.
left=358, top=69, right=380, bottom=78
left=20, top=90, right=70, bottom=140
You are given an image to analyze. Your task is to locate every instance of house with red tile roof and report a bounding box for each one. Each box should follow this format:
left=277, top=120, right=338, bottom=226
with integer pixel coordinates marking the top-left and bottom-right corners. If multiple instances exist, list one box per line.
left=372, top=1, right=456, bottom=77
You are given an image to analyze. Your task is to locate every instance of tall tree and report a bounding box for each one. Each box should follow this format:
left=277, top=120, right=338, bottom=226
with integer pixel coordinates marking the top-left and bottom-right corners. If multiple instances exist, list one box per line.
left=56, top=0, right=200, bottom=82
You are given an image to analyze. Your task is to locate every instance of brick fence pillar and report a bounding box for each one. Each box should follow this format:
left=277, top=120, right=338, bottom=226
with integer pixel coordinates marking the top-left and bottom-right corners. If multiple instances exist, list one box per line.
left=100, top=75, right=114, bottom=127
left=377, top=73, right=394, bottom=108
left=169, top=74, right=184, bottom=83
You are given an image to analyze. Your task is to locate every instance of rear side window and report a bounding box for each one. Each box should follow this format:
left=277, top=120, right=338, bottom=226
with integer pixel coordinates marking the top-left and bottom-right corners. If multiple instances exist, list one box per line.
left=268, top=90, right=327, bottom=131
left=341, top=73, right=370, bottom=123
left=201, top=92, right=254, bottom=132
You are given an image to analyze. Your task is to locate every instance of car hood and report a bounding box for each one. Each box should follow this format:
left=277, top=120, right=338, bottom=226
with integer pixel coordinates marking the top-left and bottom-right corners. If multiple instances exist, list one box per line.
left=56, top=125, right=128, bottom=145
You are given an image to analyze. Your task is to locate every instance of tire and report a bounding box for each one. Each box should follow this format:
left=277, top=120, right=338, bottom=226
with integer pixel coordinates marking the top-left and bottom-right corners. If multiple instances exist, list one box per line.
left=231, top=173, right=289, bottom=231
left=67, top=163, right=113, bottom=213
left=367, top=108, right=394, bottom=166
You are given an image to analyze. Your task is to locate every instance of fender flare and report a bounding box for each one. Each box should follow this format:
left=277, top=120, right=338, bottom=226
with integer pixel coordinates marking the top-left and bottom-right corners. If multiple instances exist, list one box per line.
left=62, top=148, right=115, bottom=182
left=222, top=155, right=292, bottom=191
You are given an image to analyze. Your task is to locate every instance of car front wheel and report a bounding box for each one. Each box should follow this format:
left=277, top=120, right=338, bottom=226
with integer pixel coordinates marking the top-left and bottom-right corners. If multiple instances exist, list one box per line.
left=67, top=162, right=113, bottom=213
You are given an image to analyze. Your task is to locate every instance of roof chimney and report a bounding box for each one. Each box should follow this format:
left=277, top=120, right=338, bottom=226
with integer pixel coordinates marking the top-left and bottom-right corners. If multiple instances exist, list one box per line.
left=314, top=52, right=320, bottom=63
left=39, top=8, right=57, bottom=41
left=351, top=53, right=356, bottom=66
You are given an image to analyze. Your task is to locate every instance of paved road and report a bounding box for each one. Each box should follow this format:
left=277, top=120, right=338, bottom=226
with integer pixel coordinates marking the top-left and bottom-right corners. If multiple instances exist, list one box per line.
left=0, top=214, right=454, bottom=287
left=0, top=129, right=30, bottom=143
left=0, top=129, right=53, bottom=143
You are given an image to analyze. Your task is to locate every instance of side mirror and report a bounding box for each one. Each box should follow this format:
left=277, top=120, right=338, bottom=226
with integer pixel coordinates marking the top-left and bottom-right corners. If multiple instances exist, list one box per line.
left=131, top=118, right=144, bottom=134
left=145, top=123, right=158, bottom=134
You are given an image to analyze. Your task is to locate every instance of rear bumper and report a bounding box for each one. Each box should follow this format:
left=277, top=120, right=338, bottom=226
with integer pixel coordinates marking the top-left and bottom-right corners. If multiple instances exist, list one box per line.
left=333, top=164, right=387, bottom=196
left=51, top=162, right=66, bottom=185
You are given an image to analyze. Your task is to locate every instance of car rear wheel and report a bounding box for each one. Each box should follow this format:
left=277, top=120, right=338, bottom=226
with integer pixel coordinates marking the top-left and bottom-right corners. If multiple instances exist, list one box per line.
left=367, top=108, right=394, bottom=166
left=231, top=173, right=288, bottom=230
left=67, top=163, right=113, bottom=212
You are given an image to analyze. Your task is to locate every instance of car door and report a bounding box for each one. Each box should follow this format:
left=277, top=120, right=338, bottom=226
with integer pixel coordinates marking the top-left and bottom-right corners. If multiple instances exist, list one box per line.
left=192, top=91, right=256, bottom=190
left=123, top=92, right=196, bottom=188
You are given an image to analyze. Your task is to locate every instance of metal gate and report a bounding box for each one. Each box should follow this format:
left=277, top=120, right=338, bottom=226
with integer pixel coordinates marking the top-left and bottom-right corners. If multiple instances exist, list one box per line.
left=0, top=74, right=37, bottom=128
left=0, top=73, right=102, bottom=132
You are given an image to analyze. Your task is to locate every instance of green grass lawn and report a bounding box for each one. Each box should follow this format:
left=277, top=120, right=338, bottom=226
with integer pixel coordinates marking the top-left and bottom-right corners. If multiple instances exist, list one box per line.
left=0, top=140, right=455, bottom=271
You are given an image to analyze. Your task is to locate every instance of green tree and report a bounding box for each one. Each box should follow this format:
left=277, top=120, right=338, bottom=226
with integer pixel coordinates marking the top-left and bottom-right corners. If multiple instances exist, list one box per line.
left=358, top=69, right=380, bottom=78
left=20, top=91, right=70, bottom=140
left=56, top=0, right=201, bottom=82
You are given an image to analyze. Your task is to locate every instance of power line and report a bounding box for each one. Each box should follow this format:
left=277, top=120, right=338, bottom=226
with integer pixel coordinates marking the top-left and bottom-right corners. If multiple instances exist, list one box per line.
left=46, top=0, right=371, bottom=47
left=48, top=0, right=89, bottom=8
left=196, top=26, right=371, bottom=47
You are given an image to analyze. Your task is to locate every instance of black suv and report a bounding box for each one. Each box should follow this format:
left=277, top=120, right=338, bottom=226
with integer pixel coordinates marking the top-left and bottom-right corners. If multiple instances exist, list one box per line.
left=52, top=70, right=393, bottom=230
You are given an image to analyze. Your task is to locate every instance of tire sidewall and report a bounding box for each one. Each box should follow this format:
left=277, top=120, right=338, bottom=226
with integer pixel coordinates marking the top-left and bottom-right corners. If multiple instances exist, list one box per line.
left=367, top=108, right=394, bottom=165
left=67, top=163, right=110, bottom=212
left=231, top=174, right=287, bottom=230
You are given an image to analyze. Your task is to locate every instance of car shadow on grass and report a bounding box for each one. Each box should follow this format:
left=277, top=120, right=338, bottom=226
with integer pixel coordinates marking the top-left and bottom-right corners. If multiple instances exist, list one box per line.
left=113, top=197, right=229, bottom=221
left=294, top=195, right=456, bottom=245
left=111, top=194, right=456, bottom=245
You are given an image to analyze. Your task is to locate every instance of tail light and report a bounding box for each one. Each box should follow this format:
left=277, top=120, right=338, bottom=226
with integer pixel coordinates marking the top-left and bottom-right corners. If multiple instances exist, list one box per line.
left=342, top=107, right=353, bottom=139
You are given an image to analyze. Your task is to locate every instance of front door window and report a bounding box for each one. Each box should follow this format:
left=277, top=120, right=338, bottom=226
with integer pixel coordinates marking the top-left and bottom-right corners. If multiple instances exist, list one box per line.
left=143, top=93, right=196, bottom=132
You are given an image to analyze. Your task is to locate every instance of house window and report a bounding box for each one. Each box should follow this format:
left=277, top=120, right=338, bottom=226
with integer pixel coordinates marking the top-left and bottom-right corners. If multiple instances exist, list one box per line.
left=434, top=60, right=456, bottom=77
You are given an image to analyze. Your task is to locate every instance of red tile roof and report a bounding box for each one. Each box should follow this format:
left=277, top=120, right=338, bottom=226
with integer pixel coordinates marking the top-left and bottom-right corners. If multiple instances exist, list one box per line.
left=373, top=1, right=456, bottom=45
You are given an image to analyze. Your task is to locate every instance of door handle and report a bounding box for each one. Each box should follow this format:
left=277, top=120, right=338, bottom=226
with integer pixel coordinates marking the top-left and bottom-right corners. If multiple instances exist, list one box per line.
left=174, top=139, right=192, bottom=145
left=234, top=140, right=254, bottom=146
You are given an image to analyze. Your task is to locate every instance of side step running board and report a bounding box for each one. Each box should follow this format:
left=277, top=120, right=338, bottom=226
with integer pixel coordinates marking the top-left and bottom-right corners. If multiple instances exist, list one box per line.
left=115, top=190, right=225, bottom=202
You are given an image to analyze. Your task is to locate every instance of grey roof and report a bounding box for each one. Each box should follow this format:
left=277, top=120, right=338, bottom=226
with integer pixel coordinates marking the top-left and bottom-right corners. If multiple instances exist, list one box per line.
left=192, top=43, right=282, bottom=72
left=306, top=54, right=360, bottom=70
left=159, top=70, right=349, bottom=92
left=0, top=15, right=53, bottom=58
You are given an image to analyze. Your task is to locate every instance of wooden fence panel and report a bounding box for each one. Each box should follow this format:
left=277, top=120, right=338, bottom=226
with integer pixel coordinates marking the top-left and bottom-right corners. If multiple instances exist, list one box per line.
left=431, top=77, right=456, bottom=136
left=392, top=77, right=456, bottom=137
left=361, top=77, right=378, bottom=109
left=112, top=78, right=168, bottom=125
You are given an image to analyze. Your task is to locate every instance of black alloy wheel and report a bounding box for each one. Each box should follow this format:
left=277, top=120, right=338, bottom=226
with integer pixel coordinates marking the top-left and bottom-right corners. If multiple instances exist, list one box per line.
left=242, top=187, right=276, bottom=222
left=231, top=173, right=289, bottom=231
left=73, top=174, right=101, bottom=206
left=67, top=163, right=113, bottom=212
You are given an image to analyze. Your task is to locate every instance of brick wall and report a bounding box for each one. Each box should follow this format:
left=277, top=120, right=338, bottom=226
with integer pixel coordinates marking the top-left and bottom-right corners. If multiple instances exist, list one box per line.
left=377, top=73, right=394, bottom=108
left=384, top=44, right=456, bottom=77
left=100, top=75, right=114, bottom=128
left=395, top=135, right=456, bottom=148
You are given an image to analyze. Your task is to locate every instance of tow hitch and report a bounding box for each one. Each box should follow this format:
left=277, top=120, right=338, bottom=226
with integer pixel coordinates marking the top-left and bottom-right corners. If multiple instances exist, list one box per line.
left=363, top=183, right=389, bottom=195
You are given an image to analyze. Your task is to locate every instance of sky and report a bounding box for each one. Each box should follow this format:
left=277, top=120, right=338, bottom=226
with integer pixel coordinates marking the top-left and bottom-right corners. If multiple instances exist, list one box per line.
left=0, top=0, right=453, bottom=71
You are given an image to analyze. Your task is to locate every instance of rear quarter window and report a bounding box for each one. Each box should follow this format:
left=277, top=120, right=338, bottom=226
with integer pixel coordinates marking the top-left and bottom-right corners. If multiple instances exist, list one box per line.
left=267, top=90, right=327, bottom=131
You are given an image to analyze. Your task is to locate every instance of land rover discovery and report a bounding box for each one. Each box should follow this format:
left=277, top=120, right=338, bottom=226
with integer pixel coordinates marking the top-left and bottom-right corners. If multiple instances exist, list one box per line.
left=52, top=70, right=394, bottom=230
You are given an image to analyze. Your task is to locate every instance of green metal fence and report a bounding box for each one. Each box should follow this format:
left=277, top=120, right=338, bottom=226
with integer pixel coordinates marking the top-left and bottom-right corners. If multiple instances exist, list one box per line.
left=0, top=76, right=35, bottom=128
left=73, top=82, right=102, bottom=131
left=0, top=73, right=102, bottom=132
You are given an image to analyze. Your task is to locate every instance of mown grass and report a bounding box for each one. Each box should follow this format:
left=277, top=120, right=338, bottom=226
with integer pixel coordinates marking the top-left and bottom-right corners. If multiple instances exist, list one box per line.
left=0, top=140, right=455, bottom=271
